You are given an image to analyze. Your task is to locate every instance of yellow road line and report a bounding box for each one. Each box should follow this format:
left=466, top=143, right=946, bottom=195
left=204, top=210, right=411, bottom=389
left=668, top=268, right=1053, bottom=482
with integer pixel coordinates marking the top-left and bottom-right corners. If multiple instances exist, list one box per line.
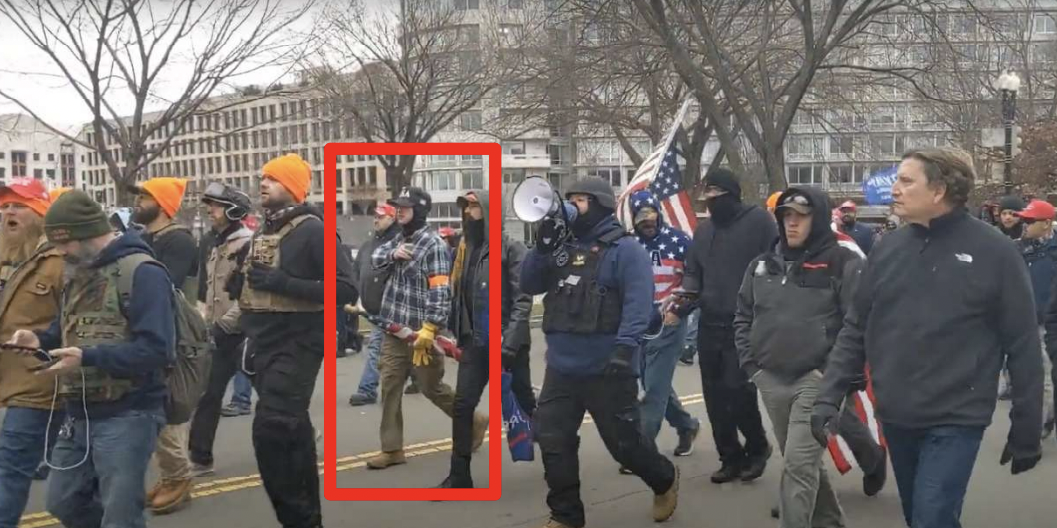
left=19, top=393, right=705, bottom=527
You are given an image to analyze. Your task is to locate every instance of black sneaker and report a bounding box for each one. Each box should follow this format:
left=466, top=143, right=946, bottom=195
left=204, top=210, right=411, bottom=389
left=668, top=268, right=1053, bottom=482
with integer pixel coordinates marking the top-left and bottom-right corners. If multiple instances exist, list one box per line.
left=348, top=393, right=377, bottom=406
left=1043, top=418, right=1055, bottom=440
left=770, top=506, right=779, bottom=519
left=32, top=462, right=49, bottom=481
left=220, top=404, right=251, bottom=417
left=674, top=425, right=699, bottom=457
left=618, top=465, right=634, bottom=475
left=740, top=444, right=772, bottom=482
left=710, top=461, right=742, bottom=484
left=405, top=383, right=420, bottom=395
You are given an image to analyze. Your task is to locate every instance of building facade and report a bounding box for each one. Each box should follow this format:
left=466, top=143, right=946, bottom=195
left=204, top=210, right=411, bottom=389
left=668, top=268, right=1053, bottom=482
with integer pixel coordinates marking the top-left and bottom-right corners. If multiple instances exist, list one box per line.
left=0, top=114, right=76, bottom=189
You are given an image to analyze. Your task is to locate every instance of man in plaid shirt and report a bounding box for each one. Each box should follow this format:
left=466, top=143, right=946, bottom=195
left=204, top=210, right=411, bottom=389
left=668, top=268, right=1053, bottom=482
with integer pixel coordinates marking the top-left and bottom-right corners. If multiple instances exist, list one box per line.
left=367, top=186, right=459, bottom=469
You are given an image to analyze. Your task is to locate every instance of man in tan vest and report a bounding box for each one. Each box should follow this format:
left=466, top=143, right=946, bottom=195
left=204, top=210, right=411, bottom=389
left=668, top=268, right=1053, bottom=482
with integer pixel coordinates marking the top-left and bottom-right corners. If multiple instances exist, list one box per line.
left=188, top=183, right=253, bottom=476
left=0, top=178, right=63, bottom=528
left=229, top=154, right=356, bottom=528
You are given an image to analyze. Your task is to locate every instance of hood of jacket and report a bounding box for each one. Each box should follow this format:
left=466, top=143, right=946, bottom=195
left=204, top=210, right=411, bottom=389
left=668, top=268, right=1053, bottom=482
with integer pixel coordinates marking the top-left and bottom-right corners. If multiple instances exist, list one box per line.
left=774, top=186, right=837, bottom=259
left=91, top=229, right=156, bottom=268
left=264, top=203, right=322, bottom=234
left=629, top=189, right=666, bottom=238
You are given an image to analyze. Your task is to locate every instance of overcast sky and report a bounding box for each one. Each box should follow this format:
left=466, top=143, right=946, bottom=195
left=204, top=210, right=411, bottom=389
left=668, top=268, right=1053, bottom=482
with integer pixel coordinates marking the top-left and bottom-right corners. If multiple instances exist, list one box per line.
left=0, top=0, right=391, bottom=134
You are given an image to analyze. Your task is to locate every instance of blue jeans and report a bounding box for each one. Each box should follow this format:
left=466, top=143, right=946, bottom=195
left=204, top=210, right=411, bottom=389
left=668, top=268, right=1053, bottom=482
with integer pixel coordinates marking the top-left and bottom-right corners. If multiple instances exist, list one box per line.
left=230, top=370, right=253, bottom=409
left=0, top=407, right=61, bottom=528
left=639, top=317, right=698, bottom=440
left=884, top=423, right=985, bottom=528
left=47, top=408, right=163, bottom=528
left=355, top=327, right=383, bottom=399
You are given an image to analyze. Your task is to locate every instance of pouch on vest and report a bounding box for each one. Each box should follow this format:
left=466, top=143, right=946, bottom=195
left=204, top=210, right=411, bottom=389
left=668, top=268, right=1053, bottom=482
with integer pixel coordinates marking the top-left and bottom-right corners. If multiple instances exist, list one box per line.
left=541, top=232, right=625, bottom=335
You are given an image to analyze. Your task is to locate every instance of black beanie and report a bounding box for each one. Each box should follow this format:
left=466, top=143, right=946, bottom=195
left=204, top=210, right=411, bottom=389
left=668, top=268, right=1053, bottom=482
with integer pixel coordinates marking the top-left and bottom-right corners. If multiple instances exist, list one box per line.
left=998, top=195, right=1025, bottom=212
left=44, top=189, right=112, bottom=243
left=704, top=168, right=742, bottom=200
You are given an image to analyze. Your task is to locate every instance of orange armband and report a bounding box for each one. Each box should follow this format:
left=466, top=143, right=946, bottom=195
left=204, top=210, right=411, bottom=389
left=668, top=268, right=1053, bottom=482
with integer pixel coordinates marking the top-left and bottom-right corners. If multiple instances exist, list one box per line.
left=428, top=275, right=450, bottom=288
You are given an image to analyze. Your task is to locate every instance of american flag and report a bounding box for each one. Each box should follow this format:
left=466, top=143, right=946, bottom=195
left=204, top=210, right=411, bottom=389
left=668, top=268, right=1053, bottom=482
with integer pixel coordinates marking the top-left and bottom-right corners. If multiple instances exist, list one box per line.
left=616, top=145, right=698, bottom=237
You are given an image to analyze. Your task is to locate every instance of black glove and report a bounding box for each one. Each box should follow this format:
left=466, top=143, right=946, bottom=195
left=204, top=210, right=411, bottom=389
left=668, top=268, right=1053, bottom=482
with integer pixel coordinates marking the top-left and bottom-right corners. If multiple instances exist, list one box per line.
left=248, top=261, right=290, bottom=293
left=603, top=344, right=636, bottom=378
left=535, top=217, right=561, bottom=253
left=210, top=323, right=227, bottom=342
left=226, top=271, right=245, bottom=300
left=810, top=402, right=840, bottom=448
left=1000, top=442, right=1041, bottom=475
left=501, top=346, right=517, bottom=370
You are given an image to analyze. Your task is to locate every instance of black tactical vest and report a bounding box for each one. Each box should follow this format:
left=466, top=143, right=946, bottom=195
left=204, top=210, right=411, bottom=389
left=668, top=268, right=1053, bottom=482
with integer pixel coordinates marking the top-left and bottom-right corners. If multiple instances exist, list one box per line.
left=541, top=229, right=626, bottom=335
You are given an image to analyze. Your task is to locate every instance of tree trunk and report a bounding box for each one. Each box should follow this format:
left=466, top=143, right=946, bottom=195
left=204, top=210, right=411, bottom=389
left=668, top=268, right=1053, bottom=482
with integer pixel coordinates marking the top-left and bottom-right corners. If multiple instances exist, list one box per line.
left=762, top=143, right=787, bottom=196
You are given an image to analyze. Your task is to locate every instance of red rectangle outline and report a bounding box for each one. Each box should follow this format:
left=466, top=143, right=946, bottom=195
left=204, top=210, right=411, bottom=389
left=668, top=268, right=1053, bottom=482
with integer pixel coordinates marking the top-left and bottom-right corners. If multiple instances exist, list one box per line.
left=323, top=142, right=503, bottom=501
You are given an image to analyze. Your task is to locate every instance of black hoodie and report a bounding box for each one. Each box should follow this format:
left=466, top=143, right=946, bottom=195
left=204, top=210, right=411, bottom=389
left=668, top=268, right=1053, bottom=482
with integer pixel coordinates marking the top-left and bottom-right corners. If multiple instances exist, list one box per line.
left=683, top=202, right=778, bottom=322
left=733, top=187, right=863, bottom=380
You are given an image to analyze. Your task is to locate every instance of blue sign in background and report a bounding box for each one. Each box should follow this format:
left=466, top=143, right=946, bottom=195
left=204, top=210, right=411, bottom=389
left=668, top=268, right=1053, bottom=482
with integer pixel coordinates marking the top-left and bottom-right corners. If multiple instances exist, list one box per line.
left=863, top=166, right=899, bottom=205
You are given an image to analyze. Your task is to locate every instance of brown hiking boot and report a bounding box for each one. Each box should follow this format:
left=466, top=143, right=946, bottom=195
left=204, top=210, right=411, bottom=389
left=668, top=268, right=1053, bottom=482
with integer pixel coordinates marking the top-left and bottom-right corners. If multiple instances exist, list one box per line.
left=366, top=450, right=406, bottom=470
left=150, top=478, right=193, bottom=514
left=472, top=413, right=489, bottom=452
left=653, top=465, right=679, bottom=522
left=145, top=480, right=165, bottom=505
left=541, top=520, right=574, bottom=528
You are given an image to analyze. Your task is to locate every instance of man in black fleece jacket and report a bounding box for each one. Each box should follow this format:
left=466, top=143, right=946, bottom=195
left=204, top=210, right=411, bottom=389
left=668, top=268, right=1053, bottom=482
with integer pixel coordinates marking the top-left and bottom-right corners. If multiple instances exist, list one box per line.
left=681, top=168, right=775, bottom=483
left=814, top=148, right=1042, bottom=528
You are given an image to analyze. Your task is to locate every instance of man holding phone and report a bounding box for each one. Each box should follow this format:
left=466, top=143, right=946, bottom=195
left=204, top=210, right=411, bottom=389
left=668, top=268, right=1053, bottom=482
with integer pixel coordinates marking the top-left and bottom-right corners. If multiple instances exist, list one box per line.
left=0, top=179, right=64, bottom=528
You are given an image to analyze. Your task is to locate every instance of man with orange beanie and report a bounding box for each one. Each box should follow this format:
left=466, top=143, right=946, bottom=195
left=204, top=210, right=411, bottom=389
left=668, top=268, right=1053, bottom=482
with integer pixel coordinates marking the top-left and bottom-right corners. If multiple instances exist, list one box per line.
left=0, top=178, right=65, bottom=528
left=228, top=153, right=356, bottom=528
left=132, top=176, right=201, bottom=514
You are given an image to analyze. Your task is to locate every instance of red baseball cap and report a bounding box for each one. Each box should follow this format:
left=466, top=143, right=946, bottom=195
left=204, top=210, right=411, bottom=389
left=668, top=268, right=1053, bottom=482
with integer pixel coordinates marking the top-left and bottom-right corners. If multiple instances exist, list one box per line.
left=0, top=177, right=51, bottom=216
left=1016, top=199, right=1056, bottom=221
left=374, top=204, right=396, bottom=217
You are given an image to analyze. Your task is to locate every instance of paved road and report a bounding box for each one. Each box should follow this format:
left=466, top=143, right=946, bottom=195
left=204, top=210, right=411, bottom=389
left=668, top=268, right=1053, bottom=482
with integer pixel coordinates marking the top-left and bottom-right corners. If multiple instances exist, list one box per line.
left=15, top=329, right=1057, bottom=527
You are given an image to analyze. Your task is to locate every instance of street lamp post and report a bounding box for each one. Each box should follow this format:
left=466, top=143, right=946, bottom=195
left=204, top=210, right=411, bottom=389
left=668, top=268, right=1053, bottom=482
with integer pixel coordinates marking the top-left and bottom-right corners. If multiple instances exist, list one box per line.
left=997, top=71, right=1021, bottom=195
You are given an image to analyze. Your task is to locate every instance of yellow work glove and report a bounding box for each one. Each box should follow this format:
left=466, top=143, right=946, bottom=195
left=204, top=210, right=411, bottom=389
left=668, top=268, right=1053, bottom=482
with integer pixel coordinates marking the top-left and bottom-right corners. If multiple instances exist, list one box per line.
left=412, top=322, right=439, bottom=367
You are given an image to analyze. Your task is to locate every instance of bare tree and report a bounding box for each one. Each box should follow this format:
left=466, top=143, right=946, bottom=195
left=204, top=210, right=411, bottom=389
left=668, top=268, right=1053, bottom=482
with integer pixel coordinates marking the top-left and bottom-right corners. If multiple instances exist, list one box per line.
left=0, top=0, right=315, bottom=205
left=631, top=0, right=922, bottom=196
left=310, top=0, right=519, bottom=196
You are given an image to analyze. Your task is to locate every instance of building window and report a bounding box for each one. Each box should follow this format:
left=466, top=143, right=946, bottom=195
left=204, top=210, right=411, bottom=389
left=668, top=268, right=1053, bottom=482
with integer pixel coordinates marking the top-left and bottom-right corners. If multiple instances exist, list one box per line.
left=829, top=136, right=854, bottom=155
left=11, top=151, right=27, bottom=177
left=368, top=166, right=377, bottom=186
left=33, top=152, right=40, bottom=161
left=502, top=141, right=525, bottom=155
left=33, top=168, right=43, bottom=179
left=47, top=153, right=54, bottom=161
left=587, top=167, right=622, bottom=187
left=1035, top=14, right=1056, bottom=34
left=788, top=165, right=821, bottom=185
left=870, top=134, right=905, bottom=156
left=454, top=0, right=479, bottom=9
left=462, top=169, right=484, bottom=188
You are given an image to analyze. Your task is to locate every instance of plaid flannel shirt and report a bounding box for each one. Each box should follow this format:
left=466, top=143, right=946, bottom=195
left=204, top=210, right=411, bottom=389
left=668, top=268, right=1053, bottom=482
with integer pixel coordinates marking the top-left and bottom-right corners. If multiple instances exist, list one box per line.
left=371, top=225, right=452, bottom=330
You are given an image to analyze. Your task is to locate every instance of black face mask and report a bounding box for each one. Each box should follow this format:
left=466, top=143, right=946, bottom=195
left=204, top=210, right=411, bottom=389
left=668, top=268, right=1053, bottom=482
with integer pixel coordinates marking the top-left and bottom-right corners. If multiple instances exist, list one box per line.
left=465, top=217, right=485, bottom=245
left=402, top=206, right=428, bottom=237
left=572, top=201, right=611, bottom=239
left=706, top=194, right=741, bottom=225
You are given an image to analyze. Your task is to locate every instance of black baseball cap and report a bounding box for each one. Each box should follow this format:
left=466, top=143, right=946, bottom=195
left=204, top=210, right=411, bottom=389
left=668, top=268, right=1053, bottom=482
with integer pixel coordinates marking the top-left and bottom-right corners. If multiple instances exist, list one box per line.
left=388, top=186, right=432, bottom=212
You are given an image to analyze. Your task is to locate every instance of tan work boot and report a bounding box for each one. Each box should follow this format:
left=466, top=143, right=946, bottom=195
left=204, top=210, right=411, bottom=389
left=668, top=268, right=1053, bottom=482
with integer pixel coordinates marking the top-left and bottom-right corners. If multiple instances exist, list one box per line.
left=472, top=413, right=488, bottom=452
left=541, top=520, right=574, bottom=528
left=652, top=465, right=679, bottom=522
left=145, top=480, right=164, bottom=506
left=366, top=450, right=406, bottom=470
left=151, top=478, right=193, bottom=514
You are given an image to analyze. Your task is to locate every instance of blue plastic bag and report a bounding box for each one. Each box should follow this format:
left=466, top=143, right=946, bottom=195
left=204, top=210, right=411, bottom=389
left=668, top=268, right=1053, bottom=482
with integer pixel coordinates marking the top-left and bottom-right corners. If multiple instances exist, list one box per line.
left=501, top=370, right=534, bottom=462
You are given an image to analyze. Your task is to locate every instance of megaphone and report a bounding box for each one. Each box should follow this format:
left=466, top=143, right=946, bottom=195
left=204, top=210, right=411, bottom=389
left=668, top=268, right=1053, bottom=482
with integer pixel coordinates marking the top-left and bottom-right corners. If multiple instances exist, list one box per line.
left=511, top=177, right=577, bottom=224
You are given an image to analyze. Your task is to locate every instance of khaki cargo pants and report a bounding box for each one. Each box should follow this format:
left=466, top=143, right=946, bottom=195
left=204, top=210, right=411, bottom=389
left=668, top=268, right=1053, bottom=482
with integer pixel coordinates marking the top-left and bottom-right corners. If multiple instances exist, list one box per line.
left=378, top=333, right=455, bottom=452
left=154, top=423, right=191, bottom=480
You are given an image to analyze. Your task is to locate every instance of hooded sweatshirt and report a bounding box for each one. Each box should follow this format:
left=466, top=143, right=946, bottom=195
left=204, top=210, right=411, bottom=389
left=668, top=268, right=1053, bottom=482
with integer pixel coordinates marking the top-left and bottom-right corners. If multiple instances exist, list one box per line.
left=450, top=190, right=490, bottom=349
left=733, top=187, right=863, bottom=379
left=683, top=201, right=778, bottom=322
left=37, top=230, right=174, bottom=419
left=630, top=190, right=692, bottom=306
left=1019, top=231, right=1057, bottom=324
left=520, top=214, right=654, bottom=376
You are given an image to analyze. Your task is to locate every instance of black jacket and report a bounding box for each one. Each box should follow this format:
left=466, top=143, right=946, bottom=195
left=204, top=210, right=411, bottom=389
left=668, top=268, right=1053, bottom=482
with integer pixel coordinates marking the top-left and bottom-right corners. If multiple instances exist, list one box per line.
left=234, top=204, right=357, bottom=354
left=683, top=203, right=778, bottom=322
left=818, top=210, right=1042, bottom=460
left=351, top=222, right=400, bottom=292
left=501, top=235, right=532, bottom=353
left=734, top=187, right=862, bottom=380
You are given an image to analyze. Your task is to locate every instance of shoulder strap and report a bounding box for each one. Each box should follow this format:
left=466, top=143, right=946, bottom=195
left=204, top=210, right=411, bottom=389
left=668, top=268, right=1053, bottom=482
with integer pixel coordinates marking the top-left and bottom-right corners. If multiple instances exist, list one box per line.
left=597, top=228, right=628, bottom=246
left=114, top=253, right=163, bottom=309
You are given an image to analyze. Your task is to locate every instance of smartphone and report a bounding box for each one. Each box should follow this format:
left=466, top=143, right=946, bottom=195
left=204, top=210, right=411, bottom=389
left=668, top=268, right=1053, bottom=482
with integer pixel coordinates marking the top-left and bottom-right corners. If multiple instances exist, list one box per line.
left=1, top=343, right=53, bottom=362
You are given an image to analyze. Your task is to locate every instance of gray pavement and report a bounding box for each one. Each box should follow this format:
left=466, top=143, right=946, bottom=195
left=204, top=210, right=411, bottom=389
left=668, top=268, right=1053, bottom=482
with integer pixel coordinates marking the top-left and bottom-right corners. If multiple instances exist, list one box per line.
left=13, top=328, right=1057, bottom=527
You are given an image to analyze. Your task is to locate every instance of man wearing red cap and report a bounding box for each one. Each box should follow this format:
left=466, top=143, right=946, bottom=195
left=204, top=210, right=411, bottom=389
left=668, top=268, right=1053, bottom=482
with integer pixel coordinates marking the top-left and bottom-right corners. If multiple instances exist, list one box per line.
left=836, top=200, right=876, bottom=255
left=348, top=203, right=401, bottom=407
left=230, top=153, right=357, bottom=528
left=0, top=178, right=65, bottom=528
left=1018, top=199, right=1057, bottom=438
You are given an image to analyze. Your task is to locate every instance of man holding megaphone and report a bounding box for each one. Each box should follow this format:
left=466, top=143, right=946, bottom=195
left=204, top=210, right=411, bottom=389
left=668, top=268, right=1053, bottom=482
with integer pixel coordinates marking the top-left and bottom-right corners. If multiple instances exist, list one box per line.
left=516, top=176, right=679, bottom=528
